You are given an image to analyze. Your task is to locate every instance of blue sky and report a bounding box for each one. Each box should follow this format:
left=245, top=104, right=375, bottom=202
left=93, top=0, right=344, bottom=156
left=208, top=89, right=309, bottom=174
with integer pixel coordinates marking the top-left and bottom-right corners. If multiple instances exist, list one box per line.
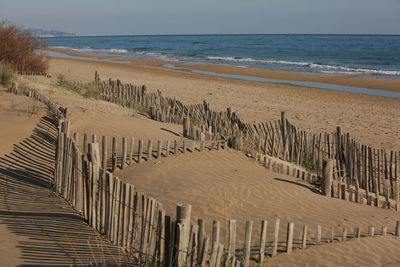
left=1, top=0, right=400, bottom=35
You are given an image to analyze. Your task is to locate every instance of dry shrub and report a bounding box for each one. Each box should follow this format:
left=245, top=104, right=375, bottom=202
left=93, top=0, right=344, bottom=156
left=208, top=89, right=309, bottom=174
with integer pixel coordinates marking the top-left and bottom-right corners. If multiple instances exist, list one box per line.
left=0, top=21, right=48, bottom=72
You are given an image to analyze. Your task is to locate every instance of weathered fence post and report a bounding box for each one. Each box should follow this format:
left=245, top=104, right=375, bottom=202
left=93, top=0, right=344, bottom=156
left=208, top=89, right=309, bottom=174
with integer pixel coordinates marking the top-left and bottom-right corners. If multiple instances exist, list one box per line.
left=177, top=223, right=187, bottom=267
left=138, top=140, right=143, bottom=163
left=176, top=204, right=192, bottom=265
left=232, top=136, right=243, bottom=151
left=354, top=227, right=361, bottom=239
left=183, top=117, right=190, bottom=138
left=281, top=111, right=287, bottom=148
left=147, top=140, right=153, bottom=161
left=286, top=222, right=294, bottom=253
left=183, top=141, right=187, bottom=153
left=382, top=226, right=387, bottom=236
left=322, top=159, right=334, bottom=196
left=101, top=136, right=107, bottom=174
left=157, top=140, right=162, bottom=158
left=259, top=220, right=267, bottom=263
left=83, top=133, right=88, bottom=155
left=227, top=220, right=237, bottom=265
left=112, top=137, right=117, bottom=171
left=316, top=225, right=322, bottom=244
left=342, top=227, right=347, bottom=241
left=88, top=142, right=100, bottom=230
left=11, top=82, right=18, bottom=93
left=272, top=218, right=280, bottom=257
left=174, top=140, right=178, bottom=154
left=243, top=221, right=253, bottom=266
left=166, top=140, right=171, bottom=157
left=121, top=137, right=127, bottom=169
left=129, top=137, right=134, bottom=164
left=302, top=225, right=308, bottom=249
left=368, top=226, right=375, bottom=237
left=395, top=221, right=400, bottom=236
left=212, top=220, right=220, bottom=246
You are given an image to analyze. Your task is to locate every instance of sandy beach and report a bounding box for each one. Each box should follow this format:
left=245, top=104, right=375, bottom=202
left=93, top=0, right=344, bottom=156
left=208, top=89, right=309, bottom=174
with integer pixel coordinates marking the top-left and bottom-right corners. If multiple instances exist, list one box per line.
left=2, top=51, right=397, bottom=266
left=44, top=49, right=400, bottom=151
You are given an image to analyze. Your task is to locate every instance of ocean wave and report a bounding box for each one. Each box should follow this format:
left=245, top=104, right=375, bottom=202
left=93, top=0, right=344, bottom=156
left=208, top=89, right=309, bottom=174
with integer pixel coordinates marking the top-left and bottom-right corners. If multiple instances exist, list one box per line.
left=80, top=48, right=128, bottom=54
left=54, top=46, right=129, bottom=54
left=207, top=56, right=314, bottom=66
left=133, top=51, right=180, bottom=62
left=206, top=56, right=400, bottom=76
left=311, top=64, right=400, bottom=76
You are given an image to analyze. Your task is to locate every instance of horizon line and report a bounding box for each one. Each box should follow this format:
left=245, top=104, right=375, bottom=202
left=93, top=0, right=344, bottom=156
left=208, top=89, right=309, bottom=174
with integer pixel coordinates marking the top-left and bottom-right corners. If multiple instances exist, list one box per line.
left=41, top=33, right=400, bottom=38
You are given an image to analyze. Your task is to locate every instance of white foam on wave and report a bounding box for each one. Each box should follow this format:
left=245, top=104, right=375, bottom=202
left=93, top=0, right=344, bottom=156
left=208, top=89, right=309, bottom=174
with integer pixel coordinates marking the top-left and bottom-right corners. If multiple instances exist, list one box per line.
left=134, top=51, right=180, bottom=61
left=53, top=46, right=73, bottom=49
left=206, top=56, right=310, bottom=66
left=57, top=46, right=129, bottom=54
left=311, top=64, right=400, bottom=76
left=206, top=56, right=400, bottom=76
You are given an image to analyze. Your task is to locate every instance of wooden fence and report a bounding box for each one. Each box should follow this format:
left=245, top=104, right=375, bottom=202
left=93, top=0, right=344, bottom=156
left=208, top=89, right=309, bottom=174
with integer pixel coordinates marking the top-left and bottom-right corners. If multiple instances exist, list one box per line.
left=72, top=133, right=225, bottom=173
left=7, top=84, right=400, bottom=266
left=48, top=120, right=400, bottom=266
left=17, top=71, right=52, bottom=77
left=93, top=75, right=400, bottom=209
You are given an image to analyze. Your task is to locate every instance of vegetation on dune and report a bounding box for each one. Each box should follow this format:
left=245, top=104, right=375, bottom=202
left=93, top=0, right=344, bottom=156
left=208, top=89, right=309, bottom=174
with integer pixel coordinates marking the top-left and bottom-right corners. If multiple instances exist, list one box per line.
left=0, top=63, right=15, bottom=86
left=0, top=21, right=48, bottom=73
left=301, top=155, right=318, bottom=173
left=131, top=102, right=151, bottom=117
left=56, top=74, right=101, bottom=99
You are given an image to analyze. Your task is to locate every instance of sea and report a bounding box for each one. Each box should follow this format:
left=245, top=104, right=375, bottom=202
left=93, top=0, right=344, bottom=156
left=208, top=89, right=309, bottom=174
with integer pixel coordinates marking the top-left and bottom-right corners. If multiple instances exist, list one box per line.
left=42, top=34, right=400, bottom=79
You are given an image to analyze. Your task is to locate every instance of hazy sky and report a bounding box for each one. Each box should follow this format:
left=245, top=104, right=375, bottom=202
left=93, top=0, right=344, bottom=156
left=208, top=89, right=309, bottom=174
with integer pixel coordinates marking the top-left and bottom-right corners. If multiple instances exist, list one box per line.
left=1, top=0, right=400, bottom=35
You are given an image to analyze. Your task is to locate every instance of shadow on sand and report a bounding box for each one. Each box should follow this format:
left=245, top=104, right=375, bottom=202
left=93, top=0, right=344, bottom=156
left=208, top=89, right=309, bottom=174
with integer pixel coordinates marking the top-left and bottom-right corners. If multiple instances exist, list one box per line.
left=0, top=111, right=136, bottom=266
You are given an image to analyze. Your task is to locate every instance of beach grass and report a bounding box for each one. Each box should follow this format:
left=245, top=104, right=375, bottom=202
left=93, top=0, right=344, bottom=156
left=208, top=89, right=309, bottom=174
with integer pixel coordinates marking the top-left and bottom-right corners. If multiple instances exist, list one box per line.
left=56, top=74, right=100, bottom=99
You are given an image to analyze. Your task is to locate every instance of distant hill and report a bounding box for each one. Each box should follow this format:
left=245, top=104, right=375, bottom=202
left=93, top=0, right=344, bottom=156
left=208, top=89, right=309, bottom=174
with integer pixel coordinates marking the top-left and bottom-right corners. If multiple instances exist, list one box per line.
left=23, top=28, right=76, bottom=37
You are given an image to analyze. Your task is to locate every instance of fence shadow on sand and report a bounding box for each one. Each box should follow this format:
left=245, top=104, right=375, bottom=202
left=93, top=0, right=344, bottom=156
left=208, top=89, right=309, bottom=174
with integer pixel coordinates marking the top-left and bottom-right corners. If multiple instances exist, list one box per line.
left=0, top=111, right=135, bottom=266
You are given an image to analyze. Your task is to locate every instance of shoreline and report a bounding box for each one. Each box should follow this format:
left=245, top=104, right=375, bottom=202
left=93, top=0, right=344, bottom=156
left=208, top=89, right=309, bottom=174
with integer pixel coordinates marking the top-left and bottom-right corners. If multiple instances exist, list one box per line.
left=181, top=63, right=400, bottom=93
left=46, top=46, right=400, bottom=94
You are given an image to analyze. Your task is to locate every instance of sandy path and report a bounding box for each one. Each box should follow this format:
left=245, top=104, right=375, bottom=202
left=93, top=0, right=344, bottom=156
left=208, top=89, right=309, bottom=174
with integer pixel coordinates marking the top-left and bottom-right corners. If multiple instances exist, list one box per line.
left=45, top=56, right=400, bottom=151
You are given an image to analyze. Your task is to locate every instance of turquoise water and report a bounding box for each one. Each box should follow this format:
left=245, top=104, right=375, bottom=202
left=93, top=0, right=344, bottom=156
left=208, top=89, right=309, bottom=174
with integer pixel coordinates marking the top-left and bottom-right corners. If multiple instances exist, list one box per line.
left=43, top=34, right=400, bottom=79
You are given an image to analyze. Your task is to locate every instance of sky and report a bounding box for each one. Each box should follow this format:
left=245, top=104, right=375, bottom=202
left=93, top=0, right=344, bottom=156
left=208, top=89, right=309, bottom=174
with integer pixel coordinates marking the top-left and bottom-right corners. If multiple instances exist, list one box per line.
left=1, top=0, right=400, bottom=35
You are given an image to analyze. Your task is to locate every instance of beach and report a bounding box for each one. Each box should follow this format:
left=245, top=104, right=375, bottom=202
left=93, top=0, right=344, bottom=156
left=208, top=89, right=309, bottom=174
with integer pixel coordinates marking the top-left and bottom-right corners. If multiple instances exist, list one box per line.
left=45, top=48, right=400, bottom=151
left=4, top=51, right=399, bottom=266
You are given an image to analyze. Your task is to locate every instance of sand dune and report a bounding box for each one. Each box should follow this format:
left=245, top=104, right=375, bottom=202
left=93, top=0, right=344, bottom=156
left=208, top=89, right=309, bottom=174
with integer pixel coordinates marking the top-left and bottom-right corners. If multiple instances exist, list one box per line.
left=267, top=235, right=400, bottom=267
left=116, top=150, right=400, bottom=245
left=19, top=76, right=184, bottom=141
